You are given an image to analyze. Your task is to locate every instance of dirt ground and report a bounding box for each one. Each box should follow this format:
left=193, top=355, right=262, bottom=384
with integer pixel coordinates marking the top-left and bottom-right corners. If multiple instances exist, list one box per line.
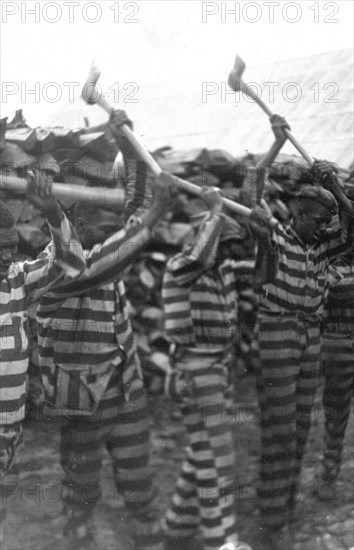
left=4, top=373, right=354, bottom=550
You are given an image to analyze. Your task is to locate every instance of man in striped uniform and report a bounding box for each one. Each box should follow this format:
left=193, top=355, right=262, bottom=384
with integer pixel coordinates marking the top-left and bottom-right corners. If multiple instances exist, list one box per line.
left=36, top=111, right=177, bottom=550
left=255, top=161, right=354, bottom=549
left=315, top=254, right=354, bottom=498
left=0, top=173, right=85, bottom=549
left=161, top=185, right=277, bottom=550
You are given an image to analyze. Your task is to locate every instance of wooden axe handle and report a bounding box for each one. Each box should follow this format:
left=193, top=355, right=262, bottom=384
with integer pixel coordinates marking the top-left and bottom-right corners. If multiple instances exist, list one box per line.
left=241, top=81, right=314, bottom=166
left=0, top=174, right=125, bottom=209
left=95, top=96, right=164, bottom=172
left=119, top=125, right=278, bottom=227
left=96, top=96, right=115, bottom=115
left=283, top=128, right=314, bottom=166
left=94, top=89, right=278, bottom=226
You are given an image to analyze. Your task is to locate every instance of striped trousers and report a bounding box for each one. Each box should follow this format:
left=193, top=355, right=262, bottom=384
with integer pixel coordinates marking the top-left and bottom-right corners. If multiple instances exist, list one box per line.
left=0, top=424, right=22, bottom=550
left=60, top=368, right=161, bottom=548
left=256, top=314, right=322, bottom=528
left=163, top=349, right=238, bottom=550
left=321, top=333, right=354, bottom=481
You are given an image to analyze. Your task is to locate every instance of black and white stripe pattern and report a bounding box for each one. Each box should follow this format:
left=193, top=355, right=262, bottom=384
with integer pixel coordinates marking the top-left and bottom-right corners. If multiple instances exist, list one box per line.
left=0, top=217, right=85, bottom=427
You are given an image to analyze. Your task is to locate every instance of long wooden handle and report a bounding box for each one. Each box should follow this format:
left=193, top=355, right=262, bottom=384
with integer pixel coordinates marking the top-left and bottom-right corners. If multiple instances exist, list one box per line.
left=95, top=97, right=277, bottom=226
left=118, top=125, right=277, bottom=226
left=241, top=81, right=314, bottom=166
left=0, top=174, right=125, bottom=209
left=283, top=129, right=313, bottom=166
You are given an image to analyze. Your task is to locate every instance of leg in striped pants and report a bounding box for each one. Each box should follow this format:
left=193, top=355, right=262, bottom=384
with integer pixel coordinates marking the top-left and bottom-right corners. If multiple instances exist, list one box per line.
left=321, top=334, right=354, bottom=481
left=163, top=351, right=238, bottom=550
left=256, top=317, right=321, bottom=529
left=60, top=369, right=162, bottom=549
left=0, top=425, right=22, bottom=550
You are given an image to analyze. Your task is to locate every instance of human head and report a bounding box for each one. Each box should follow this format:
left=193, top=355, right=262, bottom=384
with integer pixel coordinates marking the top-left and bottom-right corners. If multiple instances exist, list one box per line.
left=0, top=201, right=19, bottom=279
left=293, top=186, right=337, bottom=244
left=72, top=201, right=125, bottom=248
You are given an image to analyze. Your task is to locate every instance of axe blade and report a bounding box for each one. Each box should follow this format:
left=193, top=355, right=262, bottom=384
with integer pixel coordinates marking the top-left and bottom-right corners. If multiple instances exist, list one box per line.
left=228, top=54, right=246, bottom=92
left=82, top=60, right=102, bottom=105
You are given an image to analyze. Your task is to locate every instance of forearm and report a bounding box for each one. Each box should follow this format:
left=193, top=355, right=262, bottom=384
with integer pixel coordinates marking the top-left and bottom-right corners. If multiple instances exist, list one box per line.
left=141, top=203, right=168, bottom=230
left=59, top=223, right=152, bottom=295
left=258, top=138, right=286, bottom=169
left=254, top=239, right=278, bottom=285
left=243, top=138, right=286, bottom=205
left=116, top=132, right=139, bottom=160
left=242, top=165, right=266, bottom=206
left=43, top=200, right=64, bottom=228
left=112, top=134, right=151, bottom=222
left=327, top=181, right=354, bottom=216
left=109, top=112, right=153, bottom=220
left=167, top=213, right=222, bottom=285
left=23, top=216, right=85, bottom=300
left=48, top=214, right=85, bottom=277
left=80, top=203, right=163, bottom=279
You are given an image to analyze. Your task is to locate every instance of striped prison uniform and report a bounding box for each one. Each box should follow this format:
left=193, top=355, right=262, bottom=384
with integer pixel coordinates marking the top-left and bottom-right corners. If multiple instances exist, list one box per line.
left=36, top=219, right=162, bottom=549
left=256, top=213, right=352, bottom=529
left=0, top=216, right=84, bottom=550
left=0, top=216, right=84, bottom=475
left=162, top=211, right=263, bottom=550
left=321, top=255, right=354, bottom=481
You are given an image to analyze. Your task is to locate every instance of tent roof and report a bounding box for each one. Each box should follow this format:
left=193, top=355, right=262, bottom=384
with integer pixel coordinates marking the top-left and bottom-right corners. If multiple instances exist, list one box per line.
left=47, top=49, right=354, bottom=168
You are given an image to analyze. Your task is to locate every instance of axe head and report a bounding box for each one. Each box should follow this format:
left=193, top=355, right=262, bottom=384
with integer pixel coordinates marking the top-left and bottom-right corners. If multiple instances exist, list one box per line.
left=82, top=60, right=101, bottom=105
left=228, top=55, right=246, bottom=92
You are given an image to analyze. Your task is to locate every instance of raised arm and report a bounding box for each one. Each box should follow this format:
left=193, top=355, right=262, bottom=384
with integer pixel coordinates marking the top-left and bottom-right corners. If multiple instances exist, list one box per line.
left=53, top=173, right=177, bottom=295
left=249, top=201, right=279, bottom=285
left=109, top=109, right=153, bottom=221
left=313, top=161, right=354, bottom=258
left=313, top=160, right=354, bottom=217
left=166, top=188, right=224, bottom=286
left=242, top=115, right=290, bottom=206
left=23, top=170, right=85, bottom=302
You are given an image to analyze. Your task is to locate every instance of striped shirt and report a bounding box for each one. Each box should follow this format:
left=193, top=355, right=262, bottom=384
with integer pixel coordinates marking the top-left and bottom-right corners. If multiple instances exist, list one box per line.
left=324, top=255, right=354, bottom=335
left=0, top=216, right=85, bottom=425
left=36, top=222, right=153, bottom=408
left=36, top=141, right=154, bottom=412
left=162, top=212, right=258, bottom=351
left=260, top=214, right=352, bottom=319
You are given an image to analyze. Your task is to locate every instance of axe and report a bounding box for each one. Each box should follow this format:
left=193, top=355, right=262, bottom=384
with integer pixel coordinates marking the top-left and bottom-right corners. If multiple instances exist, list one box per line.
left=228, top=55, right=314, bottom=166
left=0, top=174, right=124, bottom=209
left=82, top=62, right=278, bottom=226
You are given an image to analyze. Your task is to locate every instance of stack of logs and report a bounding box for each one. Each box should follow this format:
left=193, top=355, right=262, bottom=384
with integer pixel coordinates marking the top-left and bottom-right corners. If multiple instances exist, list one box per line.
left=1, top=110, right=353, bottom=406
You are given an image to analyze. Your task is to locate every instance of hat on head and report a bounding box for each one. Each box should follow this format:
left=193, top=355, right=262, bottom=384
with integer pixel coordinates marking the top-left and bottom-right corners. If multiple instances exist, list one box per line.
left=298, top=185, right=338, bottom=216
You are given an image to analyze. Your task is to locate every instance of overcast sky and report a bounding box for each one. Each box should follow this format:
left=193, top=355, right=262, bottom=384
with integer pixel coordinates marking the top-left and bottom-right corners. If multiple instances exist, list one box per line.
left=1, top=0, right=353, bottom=125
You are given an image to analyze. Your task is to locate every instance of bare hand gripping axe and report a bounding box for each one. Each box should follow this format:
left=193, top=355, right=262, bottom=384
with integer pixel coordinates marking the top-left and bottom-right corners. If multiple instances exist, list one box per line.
left=228, top=55, right=314, bottom=166
left=82, top=61, right=278, bottom=226
left=82, top=61, right=167, bottom=178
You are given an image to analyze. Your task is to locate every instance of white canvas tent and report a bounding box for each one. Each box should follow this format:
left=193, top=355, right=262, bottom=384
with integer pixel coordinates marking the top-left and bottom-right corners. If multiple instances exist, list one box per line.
left=48, top=49, right=353, bottom=168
